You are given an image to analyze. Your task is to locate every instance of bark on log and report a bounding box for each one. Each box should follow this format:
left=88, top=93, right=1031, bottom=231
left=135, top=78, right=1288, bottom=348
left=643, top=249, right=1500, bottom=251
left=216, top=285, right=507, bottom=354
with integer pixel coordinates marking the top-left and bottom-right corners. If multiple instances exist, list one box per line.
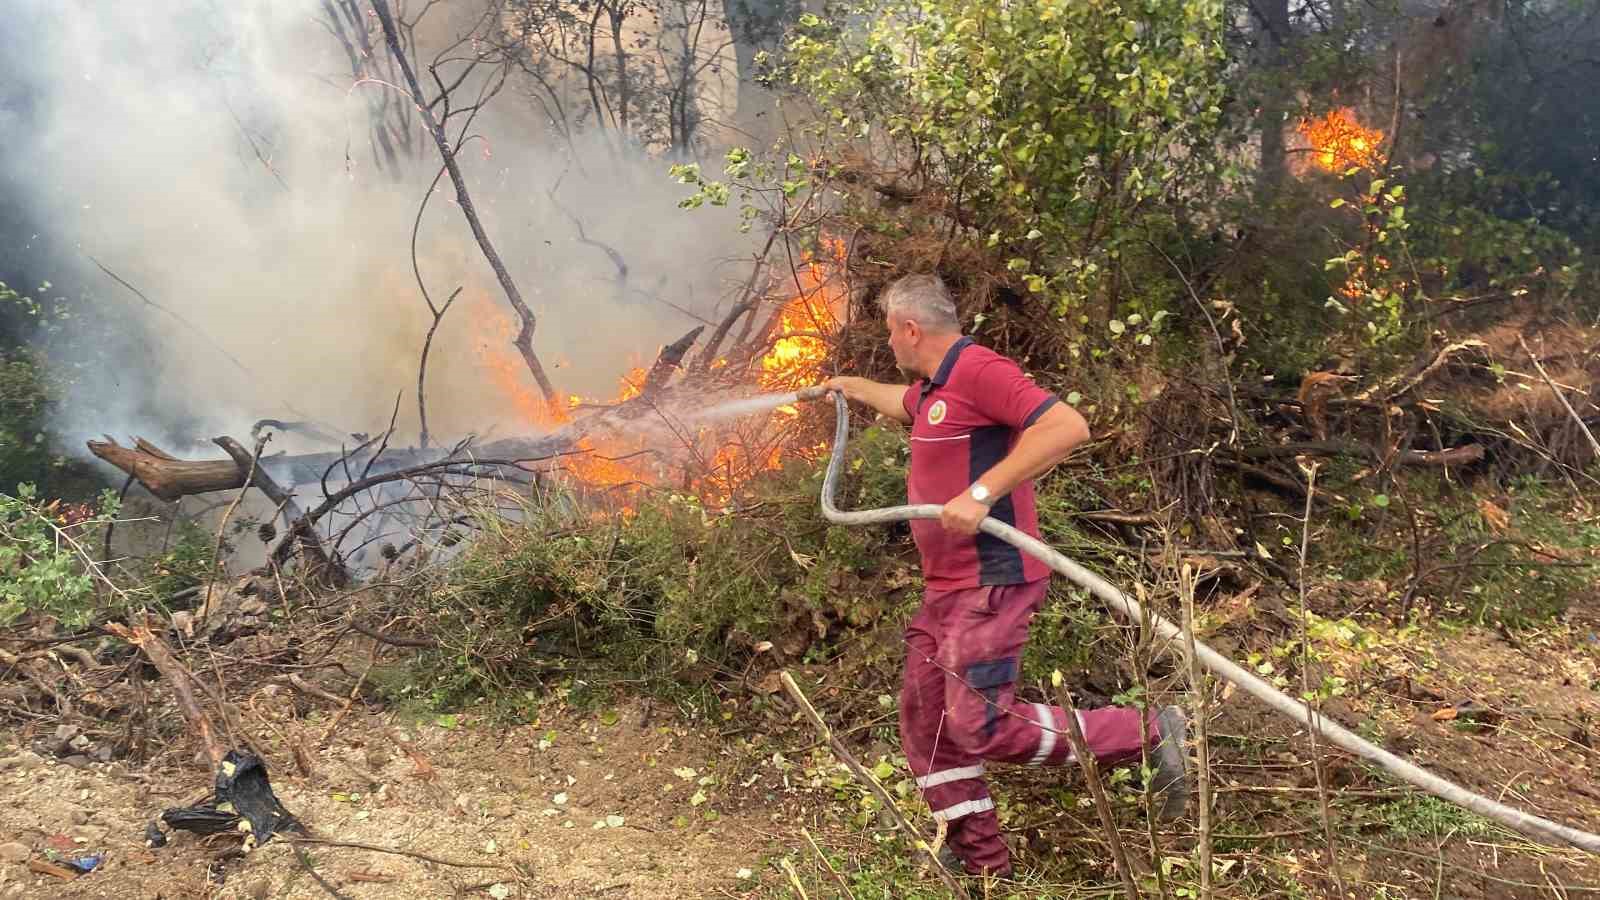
left=84, top=390, right=684, bottom=500
left=87, top=436, right=572, bottom=501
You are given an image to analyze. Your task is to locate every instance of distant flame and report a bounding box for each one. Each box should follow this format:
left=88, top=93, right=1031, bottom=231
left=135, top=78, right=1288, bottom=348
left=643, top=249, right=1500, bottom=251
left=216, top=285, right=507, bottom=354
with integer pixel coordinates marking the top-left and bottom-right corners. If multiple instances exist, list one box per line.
left=1296, top=107, right=1385, bottom=173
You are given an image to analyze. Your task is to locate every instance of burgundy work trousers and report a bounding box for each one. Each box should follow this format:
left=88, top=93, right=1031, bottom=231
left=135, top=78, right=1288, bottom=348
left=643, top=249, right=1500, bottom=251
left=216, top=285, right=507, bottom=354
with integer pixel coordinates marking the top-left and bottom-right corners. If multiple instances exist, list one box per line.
left=901, top=577, right=1156, bottom=876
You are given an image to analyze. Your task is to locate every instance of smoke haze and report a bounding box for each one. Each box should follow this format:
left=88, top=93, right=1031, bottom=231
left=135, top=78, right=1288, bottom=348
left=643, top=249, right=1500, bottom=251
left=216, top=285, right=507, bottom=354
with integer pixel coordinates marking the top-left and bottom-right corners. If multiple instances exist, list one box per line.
left=3, top=0, right=756, bottom=457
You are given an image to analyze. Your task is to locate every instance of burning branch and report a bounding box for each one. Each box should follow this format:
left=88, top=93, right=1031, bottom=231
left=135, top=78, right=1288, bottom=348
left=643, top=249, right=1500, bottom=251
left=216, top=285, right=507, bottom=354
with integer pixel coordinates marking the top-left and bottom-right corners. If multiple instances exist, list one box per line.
left=370, top=0, right=560, bottom=410
left=643, top=325, right=705, bottom=394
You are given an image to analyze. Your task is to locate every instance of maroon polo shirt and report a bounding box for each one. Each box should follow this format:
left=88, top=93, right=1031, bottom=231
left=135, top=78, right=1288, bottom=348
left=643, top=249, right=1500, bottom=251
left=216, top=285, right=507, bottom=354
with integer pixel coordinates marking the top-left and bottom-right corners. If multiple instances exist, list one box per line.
left=900, top=337, right=1059, bottom=590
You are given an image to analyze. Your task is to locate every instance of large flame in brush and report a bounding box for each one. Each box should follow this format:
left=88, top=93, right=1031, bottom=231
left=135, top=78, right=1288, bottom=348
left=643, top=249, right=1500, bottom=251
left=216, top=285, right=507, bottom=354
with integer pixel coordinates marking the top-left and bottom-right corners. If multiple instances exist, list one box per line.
left=479, top=239, right=846, bottom=508
left=1295, top=107, right=1386, bottom=173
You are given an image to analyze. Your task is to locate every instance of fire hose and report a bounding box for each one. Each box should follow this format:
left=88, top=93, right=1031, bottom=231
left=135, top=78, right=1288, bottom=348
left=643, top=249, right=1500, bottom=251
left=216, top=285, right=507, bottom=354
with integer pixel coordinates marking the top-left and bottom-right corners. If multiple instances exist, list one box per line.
left=806, top=387, right=1600, bottom=854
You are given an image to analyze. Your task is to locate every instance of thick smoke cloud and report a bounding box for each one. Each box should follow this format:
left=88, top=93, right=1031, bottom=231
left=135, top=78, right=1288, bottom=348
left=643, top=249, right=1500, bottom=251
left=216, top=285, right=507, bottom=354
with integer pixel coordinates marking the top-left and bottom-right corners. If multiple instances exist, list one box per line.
left=4, top=0, right=754, bottom=457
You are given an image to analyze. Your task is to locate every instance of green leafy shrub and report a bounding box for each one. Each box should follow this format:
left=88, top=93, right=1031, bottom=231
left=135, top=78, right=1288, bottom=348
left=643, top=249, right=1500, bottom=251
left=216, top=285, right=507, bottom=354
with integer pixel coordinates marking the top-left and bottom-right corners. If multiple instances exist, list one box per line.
left=145, top=520, right=224, bottom=600
left=0, top=483, right=120, bottom=626
left=408, top=421, right=917, bottom=706
left=0, top=354, right=54, bottom=489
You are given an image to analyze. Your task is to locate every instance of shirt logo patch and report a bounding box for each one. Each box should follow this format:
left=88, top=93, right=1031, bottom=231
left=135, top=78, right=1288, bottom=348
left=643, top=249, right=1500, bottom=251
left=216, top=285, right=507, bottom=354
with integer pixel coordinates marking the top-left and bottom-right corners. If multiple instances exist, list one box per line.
left=927, top=399, right=947, bottom=425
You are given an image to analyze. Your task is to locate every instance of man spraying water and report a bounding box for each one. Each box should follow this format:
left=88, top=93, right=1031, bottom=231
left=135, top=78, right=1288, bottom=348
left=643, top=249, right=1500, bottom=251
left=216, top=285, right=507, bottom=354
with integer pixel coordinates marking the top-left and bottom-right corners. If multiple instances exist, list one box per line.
left=821, top=273, right=1189, bottom=878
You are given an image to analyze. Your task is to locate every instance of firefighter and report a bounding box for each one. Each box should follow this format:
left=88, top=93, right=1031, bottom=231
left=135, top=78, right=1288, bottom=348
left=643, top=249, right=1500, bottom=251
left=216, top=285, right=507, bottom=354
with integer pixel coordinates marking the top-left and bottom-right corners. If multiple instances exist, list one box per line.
left=823, top=273, right=1189, bottom=878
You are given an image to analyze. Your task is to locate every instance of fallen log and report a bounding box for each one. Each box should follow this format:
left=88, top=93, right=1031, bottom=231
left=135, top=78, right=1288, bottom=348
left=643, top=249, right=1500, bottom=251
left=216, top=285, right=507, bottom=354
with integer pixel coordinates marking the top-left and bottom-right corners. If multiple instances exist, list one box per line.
left=87, top=433, right=577, bottom=501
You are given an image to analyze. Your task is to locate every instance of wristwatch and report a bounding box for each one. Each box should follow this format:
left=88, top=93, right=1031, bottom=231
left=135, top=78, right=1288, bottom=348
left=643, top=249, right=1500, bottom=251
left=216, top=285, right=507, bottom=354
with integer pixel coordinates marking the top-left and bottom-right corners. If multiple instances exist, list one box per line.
left=968, top=483, right=995, bottom=506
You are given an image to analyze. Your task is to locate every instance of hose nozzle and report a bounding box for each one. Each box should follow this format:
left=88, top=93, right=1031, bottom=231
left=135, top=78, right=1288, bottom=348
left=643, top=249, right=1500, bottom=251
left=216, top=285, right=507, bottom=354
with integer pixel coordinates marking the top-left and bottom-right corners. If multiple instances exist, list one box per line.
left=796, top=385, right=831, bottom=402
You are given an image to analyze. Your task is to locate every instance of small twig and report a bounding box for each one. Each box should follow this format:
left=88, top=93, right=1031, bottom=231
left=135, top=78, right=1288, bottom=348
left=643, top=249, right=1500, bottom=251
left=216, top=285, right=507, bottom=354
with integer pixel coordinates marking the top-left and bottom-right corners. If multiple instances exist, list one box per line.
left=1180, top=563, right=1213, bottom=900
left=1520, top=334, right=1600, bottom=463
left=801, top=828, right=856, bottom=900
left=104, top=619, right=227, bottom=767
left=280, top=674, right=348, bottom=707
left=27, top=859, right=80, bottom=881
left=319, top=643, right=378, bottom=746
left=201, top=435, right=266, bottom=626
left=1295, top=461, right=1347, bottom=899
left=349, top=620, right=439, bottom=648
left=289, top=836, right=511, bottom=870
left=1052, top=676, right=1142, bottom=900
left=102, top=473, right=136, bottom=564
left=780, top=857, right=809, bottom=900
left=296, top=845, right=354, bottom=900
left=779, top=671, right=970, bottom=899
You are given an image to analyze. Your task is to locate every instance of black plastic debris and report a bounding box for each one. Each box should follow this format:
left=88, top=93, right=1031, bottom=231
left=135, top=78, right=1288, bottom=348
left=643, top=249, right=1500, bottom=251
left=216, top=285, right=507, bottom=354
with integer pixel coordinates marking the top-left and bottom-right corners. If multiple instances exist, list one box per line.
left=160, top=750, right=301, bottom=846
left=144, top=821, right=167, bottom=848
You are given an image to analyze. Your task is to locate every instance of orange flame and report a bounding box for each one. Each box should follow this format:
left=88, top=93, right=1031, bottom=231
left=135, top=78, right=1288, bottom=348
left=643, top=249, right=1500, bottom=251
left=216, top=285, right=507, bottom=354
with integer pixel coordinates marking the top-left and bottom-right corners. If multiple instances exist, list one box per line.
left=477, top=239, right=847, bottom=509
left=1296, top=107, right=1386, bottom=173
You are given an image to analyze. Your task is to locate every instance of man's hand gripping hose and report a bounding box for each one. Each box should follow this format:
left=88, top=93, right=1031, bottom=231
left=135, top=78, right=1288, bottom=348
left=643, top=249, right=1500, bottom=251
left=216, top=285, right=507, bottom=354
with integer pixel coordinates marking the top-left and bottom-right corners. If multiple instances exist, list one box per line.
left=810, top=389, right=1600, bottom=853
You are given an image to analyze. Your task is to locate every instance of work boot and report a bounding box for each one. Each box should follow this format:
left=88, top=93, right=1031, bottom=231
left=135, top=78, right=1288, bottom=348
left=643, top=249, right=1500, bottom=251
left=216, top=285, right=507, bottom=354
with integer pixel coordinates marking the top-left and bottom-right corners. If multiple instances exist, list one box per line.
left=936, top=844, right=1010, bottom=880
left=1149, top=705, right=1190, bottom=822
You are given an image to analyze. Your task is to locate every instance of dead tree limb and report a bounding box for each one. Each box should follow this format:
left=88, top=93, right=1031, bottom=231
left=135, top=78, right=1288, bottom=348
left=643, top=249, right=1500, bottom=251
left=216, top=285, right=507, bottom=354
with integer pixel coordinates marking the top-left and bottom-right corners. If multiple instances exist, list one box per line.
left=1355, top=340, right=1489, bottom=403
left=105, top=620, right=226, bottom=767
left=1237, top=441, right=1483, bottom=467
left=370, top=0, right=559, bottom=409
left=779, top=671, right=969, bottom=899
left=643, top=326, right=705, bottom=394
left=202, top=436, right=268, bottom=623
left=418, top=287, right=461, bottom=452
left=87, top=434, right=571, bottom=500
left=215, top=436, right=348, bottom=586
left=692, top=230, right=780, bottom=372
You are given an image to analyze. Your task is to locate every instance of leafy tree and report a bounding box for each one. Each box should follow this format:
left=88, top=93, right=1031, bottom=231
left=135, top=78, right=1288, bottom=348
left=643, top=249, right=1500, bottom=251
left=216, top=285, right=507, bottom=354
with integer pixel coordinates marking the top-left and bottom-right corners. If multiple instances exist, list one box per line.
left=781, top=0, right=1229, bottom=317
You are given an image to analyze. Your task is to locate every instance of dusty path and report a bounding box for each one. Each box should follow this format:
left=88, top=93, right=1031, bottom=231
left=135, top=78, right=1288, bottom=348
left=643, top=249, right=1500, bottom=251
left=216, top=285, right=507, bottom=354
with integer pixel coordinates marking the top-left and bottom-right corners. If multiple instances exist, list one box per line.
left=0, top=696, right=791, bottom=899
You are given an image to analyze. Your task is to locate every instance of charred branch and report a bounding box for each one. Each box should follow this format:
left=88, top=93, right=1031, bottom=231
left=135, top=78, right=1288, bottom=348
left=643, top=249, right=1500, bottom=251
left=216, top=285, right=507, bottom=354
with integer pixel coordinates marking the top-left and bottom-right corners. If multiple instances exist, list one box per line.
left=644, top=326, right=705, bottom=394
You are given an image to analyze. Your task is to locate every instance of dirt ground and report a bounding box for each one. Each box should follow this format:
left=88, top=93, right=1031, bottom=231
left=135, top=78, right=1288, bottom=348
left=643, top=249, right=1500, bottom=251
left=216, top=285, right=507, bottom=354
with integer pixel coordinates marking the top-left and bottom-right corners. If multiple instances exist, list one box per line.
left=5, top=608, right=1600, bottom=899
left=0, top=695, right=790, bottom=899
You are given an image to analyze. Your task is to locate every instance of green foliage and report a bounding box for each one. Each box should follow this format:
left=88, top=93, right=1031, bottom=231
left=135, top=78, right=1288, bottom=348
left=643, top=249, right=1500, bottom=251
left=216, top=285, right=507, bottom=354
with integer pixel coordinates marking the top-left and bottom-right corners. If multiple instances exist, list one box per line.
left=410, top=423, right=914, bottom=707
left=0, top=279, right=107, bottom=498
left=1320, top=170, right=1416, bottom=346
left=0, top=281, right=60, bottom=490
left=0, top=354, right=54, bottom=488
left=1319, top=472, right=1597, bottom=626
left=1374, top=793, right=1497, bottom=839
left=0, top=483, right=119, bottom=627
left=783, top=0, right=1228, bottom=312
left=145, top=520, right=222, bottom=599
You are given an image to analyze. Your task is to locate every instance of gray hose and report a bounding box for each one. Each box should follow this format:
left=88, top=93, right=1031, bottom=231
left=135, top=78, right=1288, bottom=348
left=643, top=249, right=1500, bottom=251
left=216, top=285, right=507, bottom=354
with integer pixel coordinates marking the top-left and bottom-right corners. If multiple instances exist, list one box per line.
left=818, top=392, right=1600, bottom=854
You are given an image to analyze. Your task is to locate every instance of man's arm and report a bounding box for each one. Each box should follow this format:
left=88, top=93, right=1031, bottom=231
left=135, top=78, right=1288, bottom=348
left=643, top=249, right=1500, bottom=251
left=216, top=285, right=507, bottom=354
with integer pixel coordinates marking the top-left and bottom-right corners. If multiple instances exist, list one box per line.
left=939, top=402, right=1090, bottom=534
left=821, top=376, right=914, bottom=425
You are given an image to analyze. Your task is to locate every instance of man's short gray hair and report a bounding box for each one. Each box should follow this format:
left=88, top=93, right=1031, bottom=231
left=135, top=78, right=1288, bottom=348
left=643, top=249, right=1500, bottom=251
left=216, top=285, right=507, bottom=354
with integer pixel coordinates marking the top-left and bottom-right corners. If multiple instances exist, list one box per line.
left=878, top=273, right=960, bottom=332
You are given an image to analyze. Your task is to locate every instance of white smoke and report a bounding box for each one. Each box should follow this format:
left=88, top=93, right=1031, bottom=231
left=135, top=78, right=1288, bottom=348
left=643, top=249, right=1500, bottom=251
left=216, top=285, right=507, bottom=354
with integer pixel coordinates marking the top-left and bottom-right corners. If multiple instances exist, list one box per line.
left=6, top=0, right=756, bottom=457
